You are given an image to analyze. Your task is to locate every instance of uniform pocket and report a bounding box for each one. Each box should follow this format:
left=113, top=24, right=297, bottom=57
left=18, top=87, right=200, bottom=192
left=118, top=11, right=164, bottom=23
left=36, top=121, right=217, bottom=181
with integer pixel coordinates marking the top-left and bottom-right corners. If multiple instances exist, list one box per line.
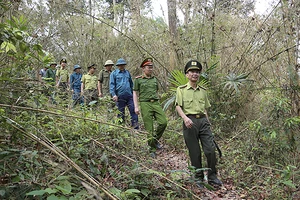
left=183, top=99, right=193, bottom=110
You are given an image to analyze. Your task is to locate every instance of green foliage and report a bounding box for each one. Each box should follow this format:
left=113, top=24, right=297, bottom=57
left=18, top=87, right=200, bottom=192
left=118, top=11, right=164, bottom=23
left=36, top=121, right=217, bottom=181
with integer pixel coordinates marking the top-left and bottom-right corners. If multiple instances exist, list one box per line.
left=223, top=72, right=251, bottom=94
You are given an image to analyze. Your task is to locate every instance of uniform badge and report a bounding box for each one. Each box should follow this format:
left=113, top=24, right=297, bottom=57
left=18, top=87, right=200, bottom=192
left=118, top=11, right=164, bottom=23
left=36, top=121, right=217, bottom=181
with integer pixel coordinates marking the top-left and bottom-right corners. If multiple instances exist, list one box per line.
left=191, top=61, right=197, bottom=66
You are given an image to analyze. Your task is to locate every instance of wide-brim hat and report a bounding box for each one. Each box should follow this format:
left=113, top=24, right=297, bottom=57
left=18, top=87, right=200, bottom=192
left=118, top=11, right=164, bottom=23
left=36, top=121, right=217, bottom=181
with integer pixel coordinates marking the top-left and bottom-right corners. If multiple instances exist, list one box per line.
left=140, top=58, right=153, bottom=68
left=73, top=65, right=81, bottom=71
left=184, top=60, right=202, bottom=73
left=104, top=60, right=114, bottom=66
left=116, top=58, right=127, bottom=66
left=60, top=58, right=67, bottom=64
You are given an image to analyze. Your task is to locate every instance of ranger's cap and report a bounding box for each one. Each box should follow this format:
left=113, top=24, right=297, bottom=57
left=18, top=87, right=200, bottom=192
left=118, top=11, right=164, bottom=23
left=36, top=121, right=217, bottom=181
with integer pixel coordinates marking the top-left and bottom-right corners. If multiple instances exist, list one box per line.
left=116, top=58, right=127, bottom=66
left=184, top=60, right=202, bottom=74
left=104, top=60, right=114, bottom=66
left=73, top=65, right=81, bottom=71
left=88, top=63, right=97, bottom=69
left=140, top=58, right=153, bottom=68
left=60, top=58, right=67, bottom=64
left=49, top=63, right=57, bottom=67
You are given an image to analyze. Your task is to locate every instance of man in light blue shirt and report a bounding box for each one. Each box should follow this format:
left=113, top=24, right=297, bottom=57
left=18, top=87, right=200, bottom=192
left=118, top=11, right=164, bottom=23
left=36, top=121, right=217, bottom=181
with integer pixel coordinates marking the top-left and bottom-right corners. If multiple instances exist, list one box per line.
left=110, top=58, right=138, bottom=129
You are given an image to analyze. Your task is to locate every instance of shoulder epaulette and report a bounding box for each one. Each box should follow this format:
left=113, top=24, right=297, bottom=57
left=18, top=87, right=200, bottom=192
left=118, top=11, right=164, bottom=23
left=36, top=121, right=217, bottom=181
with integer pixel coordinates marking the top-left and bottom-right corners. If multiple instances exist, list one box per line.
left=135, top=75, right=142, bottom=79
left=199, top=85, right=207, bottom=90
left=179, top=85, right=187, bottom=89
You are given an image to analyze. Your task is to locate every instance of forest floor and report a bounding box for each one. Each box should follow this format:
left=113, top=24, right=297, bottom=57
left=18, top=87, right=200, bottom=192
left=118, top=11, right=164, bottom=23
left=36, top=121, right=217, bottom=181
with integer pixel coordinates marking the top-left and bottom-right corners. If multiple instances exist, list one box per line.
left=130, top=141, right=248, bottom=200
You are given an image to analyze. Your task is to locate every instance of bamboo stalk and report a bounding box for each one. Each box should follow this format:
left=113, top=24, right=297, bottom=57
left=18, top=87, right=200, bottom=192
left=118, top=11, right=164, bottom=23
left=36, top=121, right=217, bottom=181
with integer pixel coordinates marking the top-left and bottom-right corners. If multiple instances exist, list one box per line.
left=4, top=116, right=118, bottom=200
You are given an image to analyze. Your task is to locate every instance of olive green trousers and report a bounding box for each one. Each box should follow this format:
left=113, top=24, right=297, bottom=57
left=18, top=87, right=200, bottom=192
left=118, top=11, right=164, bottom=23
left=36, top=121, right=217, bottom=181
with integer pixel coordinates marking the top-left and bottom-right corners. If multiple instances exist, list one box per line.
left=183, top=116, right=217, bottom=180
left=140, top=101, right=167, bottom=152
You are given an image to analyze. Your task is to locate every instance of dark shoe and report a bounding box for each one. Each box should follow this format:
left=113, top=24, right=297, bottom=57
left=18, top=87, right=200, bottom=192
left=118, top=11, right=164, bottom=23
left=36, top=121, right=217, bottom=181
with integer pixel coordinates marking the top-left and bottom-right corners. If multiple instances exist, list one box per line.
left=208, top=178, right=223, bottom=186
left=156, top=143, right=163, bottom=150
left=150, top=152, right=156, bottom=158
left=195, top=181, right=204, bottom=189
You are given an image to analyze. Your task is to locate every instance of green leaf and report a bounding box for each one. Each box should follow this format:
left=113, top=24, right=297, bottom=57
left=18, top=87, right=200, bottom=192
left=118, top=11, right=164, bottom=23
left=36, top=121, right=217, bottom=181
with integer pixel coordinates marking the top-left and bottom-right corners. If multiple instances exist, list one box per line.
left=44, top=188, right=58, bottom=194
left=0, top=41, right=17, bottom=53
left=0, top=190, right=6, bottom=197
left=26, top=190, right=46, bottom=196
left=55, top=180, right=72, bottom=195
left=125, top=189, right=140, bottom=194
left=47, top=194, right=60, bottom=200
left=281, top=180, right=296, bottom=189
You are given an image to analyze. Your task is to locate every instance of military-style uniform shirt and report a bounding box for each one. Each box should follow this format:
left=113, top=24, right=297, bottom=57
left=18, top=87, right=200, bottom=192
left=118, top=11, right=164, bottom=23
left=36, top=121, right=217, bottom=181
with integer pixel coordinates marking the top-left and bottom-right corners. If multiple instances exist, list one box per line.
left=175, top=82, right=211, bottom=115
left=133, top=75, right=159, bottom=102
left=44, top=68, right=56, bottom=84
left=81, top=73, right=98, bottom=90
left=98, top=69, right=111, bottom=95
left=56, top=68, right=69, bottom=82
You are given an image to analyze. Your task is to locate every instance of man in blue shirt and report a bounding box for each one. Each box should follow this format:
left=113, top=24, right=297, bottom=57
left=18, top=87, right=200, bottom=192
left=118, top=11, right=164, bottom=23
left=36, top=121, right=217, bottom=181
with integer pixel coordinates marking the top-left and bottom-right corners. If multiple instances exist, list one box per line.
left=70, top=65, right=83, bottom=107
left=110, top=58, right=138, bottom=129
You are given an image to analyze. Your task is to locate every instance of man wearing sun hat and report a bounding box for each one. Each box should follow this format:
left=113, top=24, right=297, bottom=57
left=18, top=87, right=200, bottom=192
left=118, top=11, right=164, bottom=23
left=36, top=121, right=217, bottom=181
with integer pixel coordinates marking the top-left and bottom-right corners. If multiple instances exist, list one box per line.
left=133, top=58, right=167, bottom=158
left=70, top=64, right=83, bottom=107
left=98, top=60, right=114, bottom=97
left=110, top=58, right=138, bottom=129
left=175, top=60, right=222, bottom=188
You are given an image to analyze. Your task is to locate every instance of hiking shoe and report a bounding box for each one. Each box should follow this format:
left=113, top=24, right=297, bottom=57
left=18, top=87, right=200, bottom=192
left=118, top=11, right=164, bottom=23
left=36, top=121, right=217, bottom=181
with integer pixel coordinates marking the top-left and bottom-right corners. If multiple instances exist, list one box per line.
left=150, top=152, right=156, bottom=158
left=208, top=178, right=223, bottom=186
left=195, top=181, right=204, bottom=189
left=156, top=143, right=163, bottom=150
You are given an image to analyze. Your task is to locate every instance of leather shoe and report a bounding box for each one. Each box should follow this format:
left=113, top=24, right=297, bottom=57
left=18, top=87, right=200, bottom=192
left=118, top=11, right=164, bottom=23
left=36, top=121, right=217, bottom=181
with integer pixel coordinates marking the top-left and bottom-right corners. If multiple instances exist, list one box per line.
left=208, top=178, right=222, bottom=186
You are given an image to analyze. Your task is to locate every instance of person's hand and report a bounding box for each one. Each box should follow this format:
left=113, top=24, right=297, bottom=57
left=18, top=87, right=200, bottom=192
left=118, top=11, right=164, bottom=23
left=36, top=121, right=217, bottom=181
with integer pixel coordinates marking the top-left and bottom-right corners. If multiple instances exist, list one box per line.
left=112, top=95, right=118, bottom=102
left=135, top=107, right=140, bottom=115
left=71, top=89, right=74, bottom=93
left=184, top=116, right=193, bottom=129
left=80, top=91, right=84, bottom=96
left=99, top=93, right=103, bottom=97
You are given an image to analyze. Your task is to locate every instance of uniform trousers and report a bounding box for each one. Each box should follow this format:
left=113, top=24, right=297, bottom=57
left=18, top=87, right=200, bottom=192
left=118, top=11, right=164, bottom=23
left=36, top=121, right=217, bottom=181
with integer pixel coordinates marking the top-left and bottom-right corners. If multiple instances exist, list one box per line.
left=72, top=87, right=84, bottom=107
left=116, top=94, right=139, bottom=129
left=183, top=116, right=217, bottom=180
left=84, top=89, right=98, bottom=106
left=140, top=101, right=167, bottom=151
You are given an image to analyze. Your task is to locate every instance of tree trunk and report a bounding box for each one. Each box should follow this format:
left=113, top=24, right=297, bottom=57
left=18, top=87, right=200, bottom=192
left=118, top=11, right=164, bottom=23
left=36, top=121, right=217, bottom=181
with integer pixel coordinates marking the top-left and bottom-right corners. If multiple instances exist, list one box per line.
left=211, top=0, right=217, bottom=57
left=167, top=0, right=178, bottom=70
left=129, top=0, right=141, bottom=30
left=281, top=1, right=300, bottom=116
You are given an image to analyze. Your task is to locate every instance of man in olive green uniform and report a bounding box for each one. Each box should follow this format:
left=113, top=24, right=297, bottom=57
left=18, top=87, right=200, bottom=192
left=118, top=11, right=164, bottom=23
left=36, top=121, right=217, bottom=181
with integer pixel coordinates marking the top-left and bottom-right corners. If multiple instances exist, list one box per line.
left=133, top=58, right=167, bottom=158
left=56, top=58, right=69, bottom=103
left=81, top=64, right=98, bottom=106
left=43, top=63, right=57, bottom=104
left=56, top=58, right=69, bottom=90
left=98, top=60, right=114, bottom=97
left=175, top=60, right=222, bottom=188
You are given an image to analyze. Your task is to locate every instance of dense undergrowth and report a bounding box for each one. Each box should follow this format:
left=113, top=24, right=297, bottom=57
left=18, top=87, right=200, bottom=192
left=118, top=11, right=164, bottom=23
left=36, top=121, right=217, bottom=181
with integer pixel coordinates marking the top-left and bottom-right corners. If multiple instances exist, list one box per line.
left=0, top=84, right=299, bottom=199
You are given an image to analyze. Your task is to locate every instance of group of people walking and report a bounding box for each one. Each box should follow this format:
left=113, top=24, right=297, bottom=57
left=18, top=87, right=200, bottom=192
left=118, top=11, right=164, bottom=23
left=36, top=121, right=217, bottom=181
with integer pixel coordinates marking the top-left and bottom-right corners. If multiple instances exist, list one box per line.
left=39, top=57, right=222, bottom=188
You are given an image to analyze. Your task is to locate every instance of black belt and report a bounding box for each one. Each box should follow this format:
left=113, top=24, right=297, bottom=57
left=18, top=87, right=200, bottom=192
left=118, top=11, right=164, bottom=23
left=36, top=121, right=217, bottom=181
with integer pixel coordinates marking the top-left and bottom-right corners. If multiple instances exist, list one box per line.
left=187, top=114, right=206, bottom=119
left=141, top=99, right=158, bottom=102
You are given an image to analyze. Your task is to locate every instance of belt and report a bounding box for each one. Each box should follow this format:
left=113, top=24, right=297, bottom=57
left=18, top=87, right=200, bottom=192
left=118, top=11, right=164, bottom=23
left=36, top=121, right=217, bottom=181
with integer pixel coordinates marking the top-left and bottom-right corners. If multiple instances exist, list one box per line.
left=141, top=99, right=158, bottom=102
left=187, top=113, right=206, bottom=119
